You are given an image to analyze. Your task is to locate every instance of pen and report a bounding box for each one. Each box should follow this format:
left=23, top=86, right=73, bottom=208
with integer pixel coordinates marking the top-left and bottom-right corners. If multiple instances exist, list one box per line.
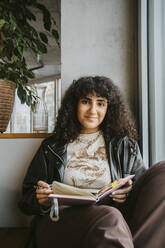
left=34, top=184, right=53, bottom=189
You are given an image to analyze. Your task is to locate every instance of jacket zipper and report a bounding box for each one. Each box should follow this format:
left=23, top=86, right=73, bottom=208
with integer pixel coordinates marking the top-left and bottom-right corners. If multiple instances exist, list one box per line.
left=47, top=145, right=65, bottom=165
left=47, top=145, right=66, bottom=182
left=108, top=142, right=113, bottom=180
left=109, top=138, right=123, bottom=179
left=117, top=138, right=125, bottom=177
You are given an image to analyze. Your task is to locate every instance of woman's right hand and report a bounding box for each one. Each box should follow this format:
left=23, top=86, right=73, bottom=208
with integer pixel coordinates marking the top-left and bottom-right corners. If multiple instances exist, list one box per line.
left=36, top=180, right=53, bottom=207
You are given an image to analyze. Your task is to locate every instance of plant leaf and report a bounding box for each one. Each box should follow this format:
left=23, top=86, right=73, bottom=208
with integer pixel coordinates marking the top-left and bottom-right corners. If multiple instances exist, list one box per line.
left=35, top=40, right=47, bottom=53
left=52, top=29, right=59, bottom=40
left=24, top=8, right=36, bottom=21
left=23, top=69, right=35, bottom=79
left=37, top=53, right=41, bottom=63
left=39, top=32, right=48, bottom=44
left=0, top=19, right=7, bottom=28
left=34, top=3, right=51, bottom=31
left=17, top=86, right=26, bottom=104
left=26, top=94, right=32, bottom=106
left=9, top=17, right=17, bottom=31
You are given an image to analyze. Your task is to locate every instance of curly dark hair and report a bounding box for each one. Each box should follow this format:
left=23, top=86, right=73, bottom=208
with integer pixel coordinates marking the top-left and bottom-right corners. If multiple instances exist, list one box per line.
left=53, top=76, right=137, bottom=145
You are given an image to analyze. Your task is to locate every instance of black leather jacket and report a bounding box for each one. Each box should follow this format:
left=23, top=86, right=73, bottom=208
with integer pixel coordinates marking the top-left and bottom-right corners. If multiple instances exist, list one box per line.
left=18, top=135, right=147, bottom=216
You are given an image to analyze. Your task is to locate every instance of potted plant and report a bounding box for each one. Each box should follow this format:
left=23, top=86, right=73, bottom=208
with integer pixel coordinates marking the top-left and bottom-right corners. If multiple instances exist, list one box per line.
left=0, top=0, right=60, bottom=132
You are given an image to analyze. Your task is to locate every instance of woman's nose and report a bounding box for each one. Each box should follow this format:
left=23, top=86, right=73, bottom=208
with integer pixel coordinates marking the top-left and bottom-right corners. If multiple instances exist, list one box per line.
left=89, top=103, right=97, bottom=113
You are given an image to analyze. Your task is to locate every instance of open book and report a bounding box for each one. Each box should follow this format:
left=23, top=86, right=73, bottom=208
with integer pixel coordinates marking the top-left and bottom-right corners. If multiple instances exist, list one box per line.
left=49, top=175, right=134, bottom=206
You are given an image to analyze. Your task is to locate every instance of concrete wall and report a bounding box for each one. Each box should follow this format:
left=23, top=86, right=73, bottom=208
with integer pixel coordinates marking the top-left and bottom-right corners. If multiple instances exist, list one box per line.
left=61, top=0, right=137, bottom=112
left=0, top=139, right=42, bottom=227
left=0, top=0, right=137, bottom=227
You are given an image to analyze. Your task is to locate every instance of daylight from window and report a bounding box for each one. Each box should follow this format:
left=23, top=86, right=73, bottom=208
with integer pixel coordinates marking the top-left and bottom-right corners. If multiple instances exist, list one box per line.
left=6, top=79, right=61, bottom=133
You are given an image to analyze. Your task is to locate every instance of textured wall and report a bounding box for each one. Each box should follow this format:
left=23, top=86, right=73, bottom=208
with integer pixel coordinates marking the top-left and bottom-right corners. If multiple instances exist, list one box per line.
left=0, top=139, right=42, bottom=227
left=61, top=0, right=137, bottom=113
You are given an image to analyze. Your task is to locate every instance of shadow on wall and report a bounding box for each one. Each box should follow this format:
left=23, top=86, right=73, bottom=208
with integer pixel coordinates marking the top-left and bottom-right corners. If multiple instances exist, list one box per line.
left=0, top=187, right=32, bottom=227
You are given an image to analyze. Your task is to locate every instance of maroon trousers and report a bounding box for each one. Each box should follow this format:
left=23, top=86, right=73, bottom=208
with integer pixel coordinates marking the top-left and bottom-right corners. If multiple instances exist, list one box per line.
left=123, top=161, right=165, bottom=248
left=35, top=161, right=165, bottom=248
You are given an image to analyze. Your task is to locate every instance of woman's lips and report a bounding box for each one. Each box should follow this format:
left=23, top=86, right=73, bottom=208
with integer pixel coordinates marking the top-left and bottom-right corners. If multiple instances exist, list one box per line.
left=85, top=116, right=98, bottom=120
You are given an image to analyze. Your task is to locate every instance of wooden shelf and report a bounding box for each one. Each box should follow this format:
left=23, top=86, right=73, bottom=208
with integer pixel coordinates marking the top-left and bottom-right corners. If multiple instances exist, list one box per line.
left=0, top=133, right=51, bottom=139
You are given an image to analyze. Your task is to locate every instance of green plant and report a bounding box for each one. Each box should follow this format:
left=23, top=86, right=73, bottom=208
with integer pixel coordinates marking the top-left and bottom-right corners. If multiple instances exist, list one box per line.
left=0, top=0, right=59, bottom=110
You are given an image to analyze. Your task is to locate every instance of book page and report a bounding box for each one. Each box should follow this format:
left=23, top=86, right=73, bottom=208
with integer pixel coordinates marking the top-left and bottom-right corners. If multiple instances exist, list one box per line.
left=52, top=181, right=95, bottom=197
left=52, top=175, right=135, bottom=201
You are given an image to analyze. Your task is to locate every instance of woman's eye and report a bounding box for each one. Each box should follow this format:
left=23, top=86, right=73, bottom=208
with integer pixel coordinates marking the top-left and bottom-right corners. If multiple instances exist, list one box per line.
left=81, top=99, right=89, bottom=104
left=97, top=102, right=105, bottom=107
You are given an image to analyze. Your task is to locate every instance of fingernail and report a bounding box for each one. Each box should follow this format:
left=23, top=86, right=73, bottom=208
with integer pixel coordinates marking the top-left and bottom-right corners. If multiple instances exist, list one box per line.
left=45, top=189, right=51, bottom=193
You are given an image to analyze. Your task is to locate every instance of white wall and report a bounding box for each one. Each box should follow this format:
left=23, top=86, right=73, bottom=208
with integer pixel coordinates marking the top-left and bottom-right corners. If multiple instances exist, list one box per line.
left=61, top=0, right=137, bottom=110
left=0, top=138, right=43, bottom=227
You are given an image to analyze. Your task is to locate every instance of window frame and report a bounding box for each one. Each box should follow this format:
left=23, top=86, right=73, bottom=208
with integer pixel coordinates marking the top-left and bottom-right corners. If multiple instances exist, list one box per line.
left=0, top=75, right=61, bottom=139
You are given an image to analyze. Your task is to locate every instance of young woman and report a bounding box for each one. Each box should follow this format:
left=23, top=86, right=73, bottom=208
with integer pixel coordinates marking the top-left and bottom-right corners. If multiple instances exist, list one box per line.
left=19, top=76, right=165, bottom=248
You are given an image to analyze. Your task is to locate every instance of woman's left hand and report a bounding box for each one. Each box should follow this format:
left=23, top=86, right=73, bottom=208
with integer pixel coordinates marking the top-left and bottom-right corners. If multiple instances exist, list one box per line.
left=109, top=179, right=132, bottom=203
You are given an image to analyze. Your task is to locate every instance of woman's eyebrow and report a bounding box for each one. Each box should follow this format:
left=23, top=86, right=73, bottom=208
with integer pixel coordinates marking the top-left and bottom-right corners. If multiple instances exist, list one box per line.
left=81, top=97, right=92, bottom=101
left=81, top=97, right=107, bottom=102
left=96, top=98, right=108, bottom=103
left=96, top=99, right=106, bottom=102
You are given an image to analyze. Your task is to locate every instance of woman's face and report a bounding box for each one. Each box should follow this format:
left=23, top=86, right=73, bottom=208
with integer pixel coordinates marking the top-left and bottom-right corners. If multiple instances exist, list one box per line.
left=77, top=93, right=108, bottom=133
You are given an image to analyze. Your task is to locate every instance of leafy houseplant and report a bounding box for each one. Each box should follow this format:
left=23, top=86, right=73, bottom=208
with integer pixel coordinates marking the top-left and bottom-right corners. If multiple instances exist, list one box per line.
left=0, top=0, right=59, bottom=110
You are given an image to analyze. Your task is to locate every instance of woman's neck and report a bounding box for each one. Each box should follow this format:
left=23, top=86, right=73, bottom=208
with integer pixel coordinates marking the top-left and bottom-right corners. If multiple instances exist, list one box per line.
left=80, top=128, right=99, bottom=134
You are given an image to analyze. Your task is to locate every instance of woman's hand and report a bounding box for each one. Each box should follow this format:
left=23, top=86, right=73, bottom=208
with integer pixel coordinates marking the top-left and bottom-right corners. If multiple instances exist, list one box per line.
left=36, top=180, right=53, bottom=207
left=110, top=179, right=132, bottom=203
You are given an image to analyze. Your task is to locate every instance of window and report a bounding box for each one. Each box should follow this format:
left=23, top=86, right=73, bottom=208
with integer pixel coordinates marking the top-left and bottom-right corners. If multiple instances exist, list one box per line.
left=6, top=77, right=61, bottom=134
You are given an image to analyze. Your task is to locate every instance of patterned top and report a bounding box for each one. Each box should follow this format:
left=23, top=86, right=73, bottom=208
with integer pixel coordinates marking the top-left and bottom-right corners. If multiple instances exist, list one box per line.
left=63, top=131, right=111, bottom=190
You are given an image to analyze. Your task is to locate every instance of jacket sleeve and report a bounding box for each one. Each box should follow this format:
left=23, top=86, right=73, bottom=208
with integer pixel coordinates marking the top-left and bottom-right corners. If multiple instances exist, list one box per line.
left=123, top=138, right=148, bottom=181
left=18, top=142, right=50, bottom=216
left=116, top=137, right=148, bottom=181
left=131, top=141, right=148, bottom=180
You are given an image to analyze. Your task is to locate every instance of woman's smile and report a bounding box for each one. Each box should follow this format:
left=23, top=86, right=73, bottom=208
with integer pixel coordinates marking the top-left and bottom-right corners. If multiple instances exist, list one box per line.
left=85, top=116, right=98, bottom=120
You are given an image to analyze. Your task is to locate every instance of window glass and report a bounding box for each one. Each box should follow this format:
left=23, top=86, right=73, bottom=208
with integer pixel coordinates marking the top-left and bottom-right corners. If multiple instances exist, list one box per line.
left=6, top=79, right=61, bottom=133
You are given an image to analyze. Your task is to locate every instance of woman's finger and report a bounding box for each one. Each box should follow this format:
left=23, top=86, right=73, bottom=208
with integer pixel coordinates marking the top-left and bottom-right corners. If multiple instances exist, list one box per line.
left=36, top=188, right=53, bottom=195
left=112, top=194, right=127, bottom=200
left=119, top=179, right=132, bottom=186
left=36, top=193, right=51, bottom=200
left=36, top=193, right=52, bottom=206
left=35, top=181, right=52, bottom=207
left=112, top=198, right=126, bottom=203
left=37, top=180, right=50, bottom=188
left=112, top=193, right=128, bottom=202
left=111, top=185, right=132, bottom=196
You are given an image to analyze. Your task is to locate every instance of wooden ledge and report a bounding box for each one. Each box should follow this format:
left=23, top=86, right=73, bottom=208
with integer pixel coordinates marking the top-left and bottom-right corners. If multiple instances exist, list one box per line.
left=0, top=133, right=51, bottom=139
